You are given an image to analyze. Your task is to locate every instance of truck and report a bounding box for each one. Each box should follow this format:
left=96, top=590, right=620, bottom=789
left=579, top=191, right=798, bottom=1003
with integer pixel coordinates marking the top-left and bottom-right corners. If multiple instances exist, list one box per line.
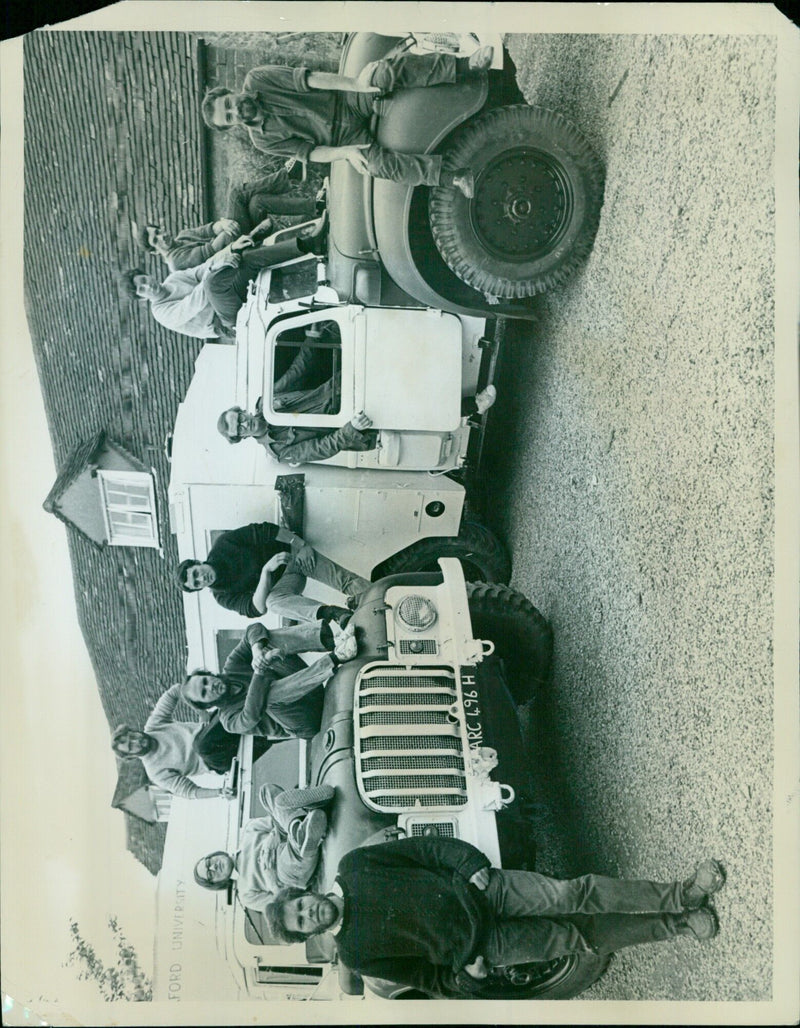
left=163, top=29, right=609, bottom=1002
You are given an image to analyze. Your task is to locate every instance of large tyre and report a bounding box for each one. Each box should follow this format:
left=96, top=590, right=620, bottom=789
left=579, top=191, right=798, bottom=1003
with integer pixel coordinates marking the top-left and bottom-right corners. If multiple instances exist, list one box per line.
left=365, top=953, right=610, bottom=1000
left=371, top=519, right=511, bottom=584
left=429, top=105, right=604, bottom=298
left=467, top=581, right=553, bottom=701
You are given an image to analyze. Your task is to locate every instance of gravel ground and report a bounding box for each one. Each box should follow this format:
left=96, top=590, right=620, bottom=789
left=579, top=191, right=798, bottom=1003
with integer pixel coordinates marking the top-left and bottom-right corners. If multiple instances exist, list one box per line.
left=480, top=34, right=776, bottom=1001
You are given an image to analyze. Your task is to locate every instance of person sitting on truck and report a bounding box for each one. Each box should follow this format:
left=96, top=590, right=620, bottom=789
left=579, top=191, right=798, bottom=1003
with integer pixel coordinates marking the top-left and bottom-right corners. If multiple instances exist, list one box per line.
left=110, top=683, right=258, bottom=800
left=119, top=218, right=328, bottom=340
left=136, top=169, right=316, bottom=273
left=264, top=836, right=726, bottom=999
left=217, top=397, right=379, bottom=465
left=179, top=621, right=357, bottom=741
left=193, top=784, right=335, bottom=910
left=200, top=47, right=496, bottom=193
left=176, top=519, right=369, bottom=621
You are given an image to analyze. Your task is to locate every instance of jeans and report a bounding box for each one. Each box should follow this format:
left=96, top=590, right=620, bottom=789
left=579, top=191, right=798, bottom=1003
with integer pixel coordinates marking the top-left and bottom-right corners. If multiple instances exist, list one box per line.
left=226, top=169, right=315, bottom=230
left=266, top=549, right=370, bottom=621
left=330, top=53, right=459, bottom=186
left=204, top=239, right=302, bottom=327
left=480, top=869, right=685, bottom=964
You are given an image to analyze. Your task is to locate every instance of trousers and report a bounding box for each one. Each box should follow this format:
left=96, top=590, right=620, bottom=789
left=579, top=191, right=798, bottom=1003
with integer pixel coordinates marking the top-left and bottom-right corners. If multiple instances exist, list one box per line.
left=204, top=239, right=302, bottom=327
left=266, top=549, right=370, bottom=621
left=331, top=53, right=459, bottom=186
left=480, top=869, right=685, bottom=964
left=226, top=169, right=315, bottom=229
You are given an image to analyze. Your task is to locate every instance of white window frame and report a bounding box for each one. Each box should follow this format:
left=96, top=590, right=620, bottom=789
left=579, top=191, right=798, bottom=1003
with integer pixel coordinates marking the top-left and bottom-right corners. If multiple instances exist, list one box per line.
left=97, top=469, right=159, bottom=548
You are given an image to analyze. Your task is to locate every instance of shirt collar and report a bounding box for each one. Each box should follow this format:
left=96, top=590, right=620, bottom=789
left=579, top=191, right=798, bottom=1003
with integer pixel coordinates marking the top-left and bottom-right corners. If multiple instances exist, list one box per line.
left=329, top=880, right=344, bottom=936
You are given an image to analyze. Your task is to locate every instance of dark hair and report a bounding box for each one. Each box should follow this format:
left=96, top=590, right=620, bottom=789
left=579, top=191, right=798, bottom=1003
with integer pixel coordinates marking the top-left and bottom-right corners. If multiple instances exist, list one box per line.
left=118, top=268, right=146, bottom=301
left=180, top=670, right=220, bottom=711
left=201, top=86, right=234, bottom=130
left=111, top=723, right=135, bottom=756
left=193, top=851, right=232, bottom=891
left=217, top=407, right=242, bottom=444
left=265, top=887, right=309, bottom=944
left=176, top=558, right=201, bottom=591
left=135, top=223, right=159, bottom=255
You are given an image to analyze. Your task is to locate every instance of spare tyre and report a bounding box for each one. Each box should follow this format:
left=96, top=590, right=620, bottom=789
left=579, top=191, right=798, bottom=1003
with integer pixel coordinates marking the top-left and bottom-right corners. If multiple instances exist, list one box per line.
left=429, top=105, right=604, bottom=298
left=371, top=518, right=511, bottom=584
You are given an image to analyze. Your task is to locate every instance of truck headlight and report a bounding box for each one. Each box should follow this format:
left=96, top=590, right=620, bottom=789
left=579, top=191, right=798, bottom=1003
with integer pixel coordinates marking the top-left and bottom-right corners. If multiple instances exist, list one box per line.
left=396, top=594, right=438, bottom=632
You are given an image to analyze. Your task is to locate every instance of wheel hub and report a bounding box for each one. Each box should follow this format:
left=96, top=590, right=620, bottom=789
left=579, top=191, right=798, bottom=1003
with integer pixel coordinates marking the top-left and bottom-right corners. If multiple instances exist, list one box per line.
left=471, top=148, right=573, bottom=261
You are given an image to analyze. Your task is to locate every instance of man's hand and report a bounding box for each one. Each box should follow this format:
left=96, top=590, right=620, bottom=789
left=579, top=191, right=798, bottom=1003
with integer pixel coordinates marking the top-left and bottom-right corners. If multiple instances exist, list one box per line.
left=341, top=144, right=371, bottom=175
left=264, top=552, right=291, bottom=574
left=213, top=218, right=240, bottom=236
left=354, top=61, right=383, bottom=93
left=469, top=868, right=490, bottom=891
left=463, top=955, right=489, bottom=980
left=230, top=234, right=255, bottom=253
left=217, top=784, right=235, bottom=799
left=332, top=621, right=357, bottom=662
left=251, top=640, right=280, bottom=673
left=351, top=410, right=373, bottom=431
left=210, top=249, right=241, bottom=271
left=291, top=539, right=316, bottom=574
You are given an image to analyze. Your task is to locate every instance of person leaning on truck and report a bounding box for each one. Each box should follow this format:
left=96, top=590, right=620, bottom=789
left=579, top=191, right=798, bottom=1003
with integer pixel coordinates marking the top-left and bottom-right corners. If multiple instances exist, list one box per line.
left=110, top=683, right=251, bottom=799
left=200, top=48, right=496, bottom=193
left=264, top=836, right=726, bottom=999
left=135, top=168, right=316, bottom=273
left=176, top=519, right=369, bottom=621
left=179, top=621, right=357, bottom=741
left=119, top=218, right=327, bottom=340
left=193, top=783, right=335, bottom=910
left=217, top=397, right=378, bottom=465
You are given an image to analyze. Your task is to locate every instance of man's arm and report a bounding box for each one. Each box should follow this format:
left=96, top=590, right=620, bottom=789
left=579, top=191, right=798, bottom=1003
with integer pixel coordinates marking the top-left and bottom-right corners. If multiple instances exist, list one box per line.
left=167, top=223, right=241, bottom=271
left=270, top=421, right=376, bottom=465
left=144, top=683, right=182, bottom=731
left=251, top=553, right=291, bottom=615
left=344, top=835, right=490, bottom=884
left=147, top=766, right=228, bottom=801
left=339, top=954, right=484, bottom=999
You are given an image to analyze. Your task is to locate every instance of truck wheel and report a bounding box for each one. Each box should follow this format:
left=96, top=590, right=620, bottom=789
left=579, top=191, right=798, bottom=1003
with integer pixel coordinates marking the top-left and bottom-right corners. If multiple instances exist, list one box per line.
left=372, top=953, right=610, bottom=1000
left=467, top=582, right=553, bottom=700
left=429, top=105, right=604, bottom=298
left=371, top=519, right=511, bottom=584
left=473, top=952, right=611, bottom=999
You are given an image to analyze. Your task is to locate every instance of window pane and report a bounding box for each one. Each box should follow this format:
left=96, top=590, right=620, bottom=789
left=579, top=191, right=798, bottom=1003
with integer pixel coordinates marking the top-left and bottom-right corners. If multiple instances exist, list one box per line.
left=273, top=320, right=341, bottom=416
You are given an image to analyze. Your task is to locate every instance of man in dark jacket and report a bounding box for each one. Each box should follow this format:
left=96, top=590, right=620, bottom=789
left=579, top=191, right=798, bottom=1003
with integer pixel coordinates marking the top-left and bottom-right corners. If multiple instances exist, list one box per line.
left=200, top=50, right=496, bottom=191
left=176, top=519, right=368, bottom=620
left=264, top=837, right=725, bottom=998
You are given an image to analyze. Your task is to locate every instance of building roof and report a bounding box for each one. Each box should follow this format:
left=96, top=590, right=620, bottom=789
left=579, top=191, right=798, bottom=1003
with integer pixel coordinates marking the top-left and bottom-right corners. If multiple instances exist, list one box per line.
left=111, top=758, right=151, bottom=810
left=24, top=30, right=212, bottom=875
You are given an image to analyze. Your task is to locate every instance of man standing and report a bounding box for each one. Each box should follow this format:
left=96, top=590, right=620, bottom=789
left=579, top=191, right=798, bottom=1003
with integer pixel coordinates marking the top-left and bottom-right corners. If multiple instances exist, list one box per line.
left=111, top=683, right=242, bottom=799
left=200, top=48, right=496, bottom=191
left=179, top=621, right=357, bottom=740
left=264, top=836, right=726, bottom=998
left=176, top=519, right=368, bottom=621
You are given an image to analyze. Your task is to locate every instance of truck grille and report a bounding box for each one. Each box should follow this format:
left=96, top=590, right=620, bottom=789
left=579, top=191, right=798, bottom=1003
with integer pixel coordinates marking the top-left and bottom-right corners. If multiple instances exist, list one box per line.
left=399, top=639, right=438, bottom=655
left=356, top=666, right=468, bottom=811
